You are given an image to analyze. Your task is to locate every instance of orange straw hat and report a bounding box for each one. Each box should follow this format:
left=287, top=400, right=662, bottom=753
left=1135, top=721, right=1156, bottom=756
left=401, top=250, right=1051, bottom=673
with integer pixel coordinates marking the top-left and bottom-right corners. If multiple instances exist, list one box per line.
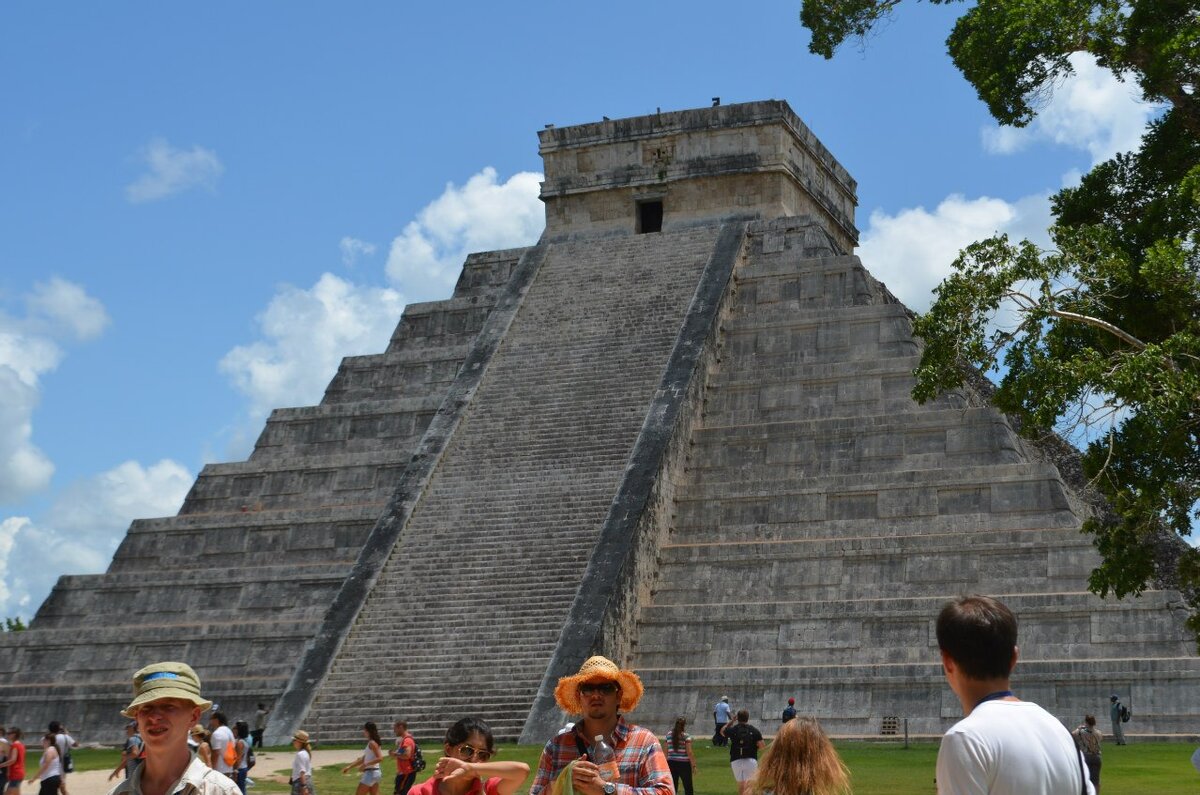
left=554, top=655, right=644, bottom=715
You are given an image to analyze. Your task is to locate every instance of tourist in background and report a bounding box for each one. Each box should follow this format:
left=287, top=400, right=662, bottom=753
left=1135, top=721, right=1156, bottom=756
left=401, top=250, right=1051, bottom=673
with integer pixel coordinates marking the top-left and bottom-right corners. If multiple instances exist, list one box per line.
left=108, top=722, right=143, bottom=782
left=749, top=716, right=850, bottom=795
left=780, top=699, right=796, bottom=724
left=190, top=726, right=213, bottom=768
left=47, top=724, right=74, bottom=795
left=233, top=721, right=251, bottom=793
left=27, top=735, right=60, bottom=795
left=1073, top=714, right=1103, bottom=793
left=291, top=730, right=314, bottom=795
left=409, top=717, right=528, bottom=795
left=712, top=697, right=733, bottom=747
left=391, top=721, right=417, bottom=795
left=662, top=717, right=695, bottom=795
left=342, top=722, right=385, bottom=795
left=1108, top=695, right=1128, bottom=745
left=722, top=710, right=764, bottom=795
left=252, top=705, right=270, bottom=750
left=0, top=726, right=10, bottom=792
left=2, top=728, right=26, bottom=794
left=209, top=713, right=236, bottom=779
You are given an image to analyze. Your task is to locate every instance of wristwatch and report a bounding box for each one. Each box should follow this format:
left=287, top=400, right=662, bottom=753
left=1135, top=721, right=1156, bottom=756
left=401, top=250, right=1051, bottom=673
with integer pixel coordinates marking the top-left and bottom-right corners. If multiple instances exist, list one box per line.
left=603, top=784, right=616, bottom=795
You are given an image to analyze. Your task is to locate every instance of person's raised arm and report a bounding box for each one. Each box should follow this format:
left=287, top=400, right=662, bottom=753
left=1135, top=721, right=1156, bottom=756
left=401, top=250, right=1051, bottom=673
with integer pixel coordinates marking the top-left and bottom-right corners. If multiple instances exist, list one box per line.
left=435, top=757, right=531, bottom=795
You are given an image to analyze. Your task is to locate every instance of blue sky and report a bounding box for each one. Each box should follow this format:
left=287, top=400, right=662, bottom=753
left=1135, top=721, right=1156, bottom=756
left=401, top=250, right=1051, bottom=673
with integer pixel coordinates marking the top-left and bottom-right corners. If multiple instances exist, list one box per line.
left=0, top=2, right=1155, bottom=619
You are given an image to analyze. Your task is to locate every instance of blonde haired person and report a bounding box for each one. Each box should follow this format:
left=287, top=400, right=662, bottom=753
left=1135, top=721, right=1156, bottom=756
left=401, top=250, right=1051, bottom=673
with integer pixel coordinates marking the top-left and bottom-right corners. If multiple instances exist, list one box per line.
left=190, top=727, right=213, bottom=769
left=749, top=717, right=850, bottom=795
left=291, top=731, right=315, bottom=795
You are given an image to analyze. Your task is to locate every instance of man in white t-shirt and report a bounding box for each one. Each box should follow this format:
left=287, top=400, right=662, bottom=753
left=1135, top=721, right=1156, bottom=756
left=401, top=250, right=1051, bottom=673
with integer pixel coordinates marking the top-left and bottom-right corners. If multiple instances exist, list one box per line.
left=935, top=595, right=1094, bottom=795
left=207, top=712, right=236, bottom=777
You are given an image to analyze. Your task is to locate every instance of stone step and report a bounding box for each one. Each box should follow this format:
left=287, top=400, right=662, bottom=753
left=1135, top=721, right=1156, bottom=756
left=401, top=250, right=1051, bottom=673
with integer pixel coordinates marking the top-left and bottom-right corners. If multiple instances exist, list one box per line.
left=658, top=524, right=1094, bottom=563
left=669, top=507, right=1082, bottom=542
left=322, top=348, right=469, bottom=404
left=674, top=462, right=1072, bottom=520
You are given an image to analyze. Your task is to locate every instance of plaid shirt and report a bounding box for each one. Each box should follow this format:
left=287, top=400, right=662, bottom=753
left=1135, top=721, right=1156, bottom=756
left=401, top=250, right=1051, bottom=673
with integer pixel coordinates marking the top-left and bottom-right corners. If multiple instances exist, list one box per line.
left=530, top=717, right=673, bottom=795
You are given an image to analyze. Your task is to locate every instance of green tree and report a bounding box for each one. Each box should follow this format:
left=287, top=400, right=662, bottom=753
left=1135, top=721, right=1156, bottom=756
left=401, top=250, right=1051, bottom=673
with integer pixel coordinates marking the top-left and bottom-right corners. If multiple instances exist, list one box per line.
left=801, top=0, right=1200, bottom=641
left=3, top=617, right=26, bottom=632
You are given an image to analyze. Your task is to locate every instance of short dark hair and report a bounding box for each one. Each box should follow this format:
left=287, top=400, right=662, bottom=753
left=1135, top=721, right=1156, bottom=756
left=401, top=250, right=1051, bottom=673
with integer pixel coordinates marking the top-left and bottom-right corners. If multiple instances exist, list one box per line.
left=48, top=722, right=62, bottom=734
left=235, top=720, right=250, bottom=739
left=7, top=728, right=19, bottom=740
left=212, top=711, right=229, bottom=726
left=936, top=595, right=1018, bottom=680
left=736, top=709, right=749, bottom=723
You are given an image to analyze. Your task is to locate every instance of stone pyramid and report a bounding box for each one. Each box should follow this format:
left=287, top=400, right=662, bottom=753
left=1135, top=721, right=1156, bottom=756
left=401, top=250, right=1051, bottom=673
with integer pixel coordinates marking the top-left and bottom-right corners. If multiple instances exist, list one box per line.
left=1, top=101, right=1195, bottom=746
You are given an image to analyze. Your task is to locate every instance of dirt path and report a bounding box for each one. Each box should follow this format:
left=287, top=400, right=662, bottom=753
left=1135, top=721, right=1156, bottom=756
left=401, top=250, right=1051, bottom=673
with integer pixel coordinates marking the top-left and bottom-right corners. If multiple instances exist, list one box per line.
left=67, top=749, right=364, bottom=795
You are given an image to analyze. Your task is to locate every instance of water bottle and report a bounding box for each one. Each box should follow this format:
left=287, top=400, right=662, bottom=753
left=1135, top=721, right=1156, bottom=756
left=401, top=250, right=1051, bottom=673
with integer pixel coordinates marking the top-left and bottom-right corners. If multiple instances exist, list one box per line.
left=591, top=735, right=619, bottom=782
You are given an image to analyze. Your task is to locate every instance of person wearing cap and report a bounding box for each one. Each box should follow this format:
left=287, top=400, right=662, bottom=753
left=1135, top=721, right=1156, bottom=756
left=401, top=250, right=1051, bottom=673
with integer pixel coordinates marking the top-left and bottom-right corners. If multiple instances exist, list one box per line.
left=1108, top=695, right=1127, bottom=746
left=712, top=698, right=732, bottom=748
left=108, top=722, right=144, bottom=782
left=290, top=731, right=314, bottom=795
left=108, top=661, right=241, bottom=795
left=780, top=699, right=796, bottom=724
left=528, top=656, right=671, bottom=795
left=188, top=728, right=212, bottom=769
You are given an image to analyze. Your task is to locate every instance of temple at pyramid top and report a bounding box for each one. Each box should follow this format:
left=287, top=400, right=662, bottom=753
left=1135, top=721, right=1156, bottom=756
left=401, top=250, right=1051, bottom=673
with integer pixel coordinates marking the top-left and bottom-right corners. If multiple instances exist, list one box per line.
left=537, top=100, right=859, bottom=249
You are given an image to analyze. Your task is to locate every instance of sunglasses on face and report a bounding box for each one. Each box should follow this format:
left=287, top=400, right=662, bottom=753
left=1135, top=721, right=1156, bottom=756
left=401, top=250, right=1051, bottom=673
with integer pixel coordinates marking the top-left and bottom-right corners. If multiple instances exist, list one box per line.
left=455, top=744, right=493, bottom=761
left=579, top=683, right=619, bottom=695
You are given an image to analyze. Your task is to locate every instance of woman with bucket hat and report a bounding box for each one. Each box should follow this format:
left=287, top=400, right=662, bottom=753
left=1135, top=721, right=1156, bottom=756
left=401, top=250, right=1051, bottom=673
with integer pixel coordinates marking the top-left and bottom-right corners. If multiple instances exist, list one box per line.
left=290, top=731, right=315, bottom=795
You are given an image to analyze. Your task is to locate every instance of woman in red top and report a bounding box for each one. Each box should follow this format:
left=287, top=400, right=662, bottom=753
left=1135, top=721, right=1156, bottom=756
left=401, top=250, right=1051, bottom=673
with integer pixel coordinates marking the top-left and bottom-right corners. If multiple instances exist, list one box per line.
left=1, top=728, right=24, bottom=794
left=408, top=718, right=528, bottom=795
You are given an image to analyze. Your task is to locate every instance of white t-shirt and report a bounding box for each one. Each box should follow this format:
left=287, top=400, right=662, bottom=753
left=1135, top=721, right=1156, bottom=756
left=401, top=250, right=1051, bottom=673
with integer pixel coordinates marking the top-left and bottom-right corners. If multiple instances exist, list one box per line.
left=210, top=725, right=236, bottom=774
left=936, top=700, right=1096, bottom=795
left=291, top=749, right=312, bottom=782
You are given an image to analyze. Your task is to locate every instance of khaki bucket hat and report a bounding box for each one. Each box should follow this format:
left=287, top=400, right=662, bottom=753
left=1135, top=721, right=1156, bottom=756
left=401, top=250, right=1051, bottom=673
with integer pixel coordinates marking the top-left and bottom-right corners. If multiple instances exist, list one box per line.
left=122, top=661, right=213, bottom=718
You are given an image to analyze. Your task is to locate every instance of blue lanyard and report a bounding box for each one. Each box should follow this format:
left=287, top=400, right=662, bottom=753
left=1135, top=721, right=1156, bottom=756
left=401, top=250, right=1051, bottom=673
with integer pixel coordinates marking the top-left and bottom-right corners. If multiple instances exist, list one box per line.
left=974, top=690, right=1015, bottom=709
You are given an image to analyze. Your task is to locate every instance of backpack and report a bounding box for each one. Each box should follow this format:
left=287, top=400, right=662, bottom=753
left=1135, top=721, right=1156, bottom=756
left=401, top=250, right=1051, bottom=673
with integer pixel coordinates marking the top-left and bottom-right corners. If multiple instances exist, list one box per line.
left=410, top=739, right=426, bottom=773
left=223, top=737, right=240, bottom=768
left=56, top=737, right=73, bottom=774
left=1120, top=705, right=1131, bottom=723
left=246, top=745, right=256, bottom=770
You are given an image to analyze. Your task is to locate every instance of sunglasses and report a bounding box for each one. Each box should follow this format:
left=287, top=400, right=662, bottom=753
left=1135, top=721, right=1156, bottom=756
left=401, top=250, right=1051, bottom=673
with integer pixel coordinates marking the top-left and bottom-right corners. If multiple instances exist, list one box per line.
left=455, top=744, right=493, bottom=761
left=579, top=683, right=620, bottom=695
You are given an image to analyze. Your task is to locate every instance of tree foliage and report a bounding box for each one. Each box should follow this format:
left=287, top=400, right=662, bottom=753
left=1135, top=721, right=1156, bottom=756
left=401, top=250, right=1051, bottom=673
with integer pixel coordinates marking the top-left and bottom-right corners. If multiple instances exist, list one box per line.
left=801, top=0, right=1200, bottom=642
left=3, top=617, right=26, bottom=632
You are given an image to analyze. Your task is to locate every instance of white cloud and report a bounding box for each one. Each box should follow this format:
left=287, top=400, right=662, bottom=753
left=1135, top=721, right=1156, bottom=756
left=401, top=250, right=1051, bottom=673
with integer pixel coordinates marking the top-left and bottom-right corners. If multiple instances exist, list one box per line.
left=340, top=237, right=377, bottom=268
left=386, top=167, right=544, bottom=301
left=982, top=53, right=1160, bottom=166
left=219, top=273, right=405, bottom=420
left=25, top=276, right=110, bottom=340
left=0, top=279, right=108, bottom=504
left=857, top=192, right=1053, bottom=312
left=126, top=138, right=224, bottom=203
left=0, top=459, right=192, bottom=619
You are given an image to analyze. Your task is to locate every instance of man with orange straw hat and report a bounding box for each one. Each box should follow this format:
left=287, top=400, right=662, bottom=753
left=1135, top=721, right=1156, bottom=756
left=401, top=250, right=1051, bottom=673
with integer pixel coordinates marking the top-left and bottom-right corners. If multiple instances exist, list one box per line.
left=529, top=656, right=672, bottom=795
left=108, top=662, right=240, bottom=795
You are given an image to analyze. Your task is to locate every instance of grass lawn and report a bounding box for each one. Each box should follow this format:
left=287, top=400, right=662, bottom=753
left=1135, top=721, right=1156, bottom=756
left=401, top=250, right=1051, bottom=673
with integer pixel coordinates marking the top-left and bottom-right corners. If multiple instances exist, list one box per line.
left=73, top=741, right=1200, bottom=795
